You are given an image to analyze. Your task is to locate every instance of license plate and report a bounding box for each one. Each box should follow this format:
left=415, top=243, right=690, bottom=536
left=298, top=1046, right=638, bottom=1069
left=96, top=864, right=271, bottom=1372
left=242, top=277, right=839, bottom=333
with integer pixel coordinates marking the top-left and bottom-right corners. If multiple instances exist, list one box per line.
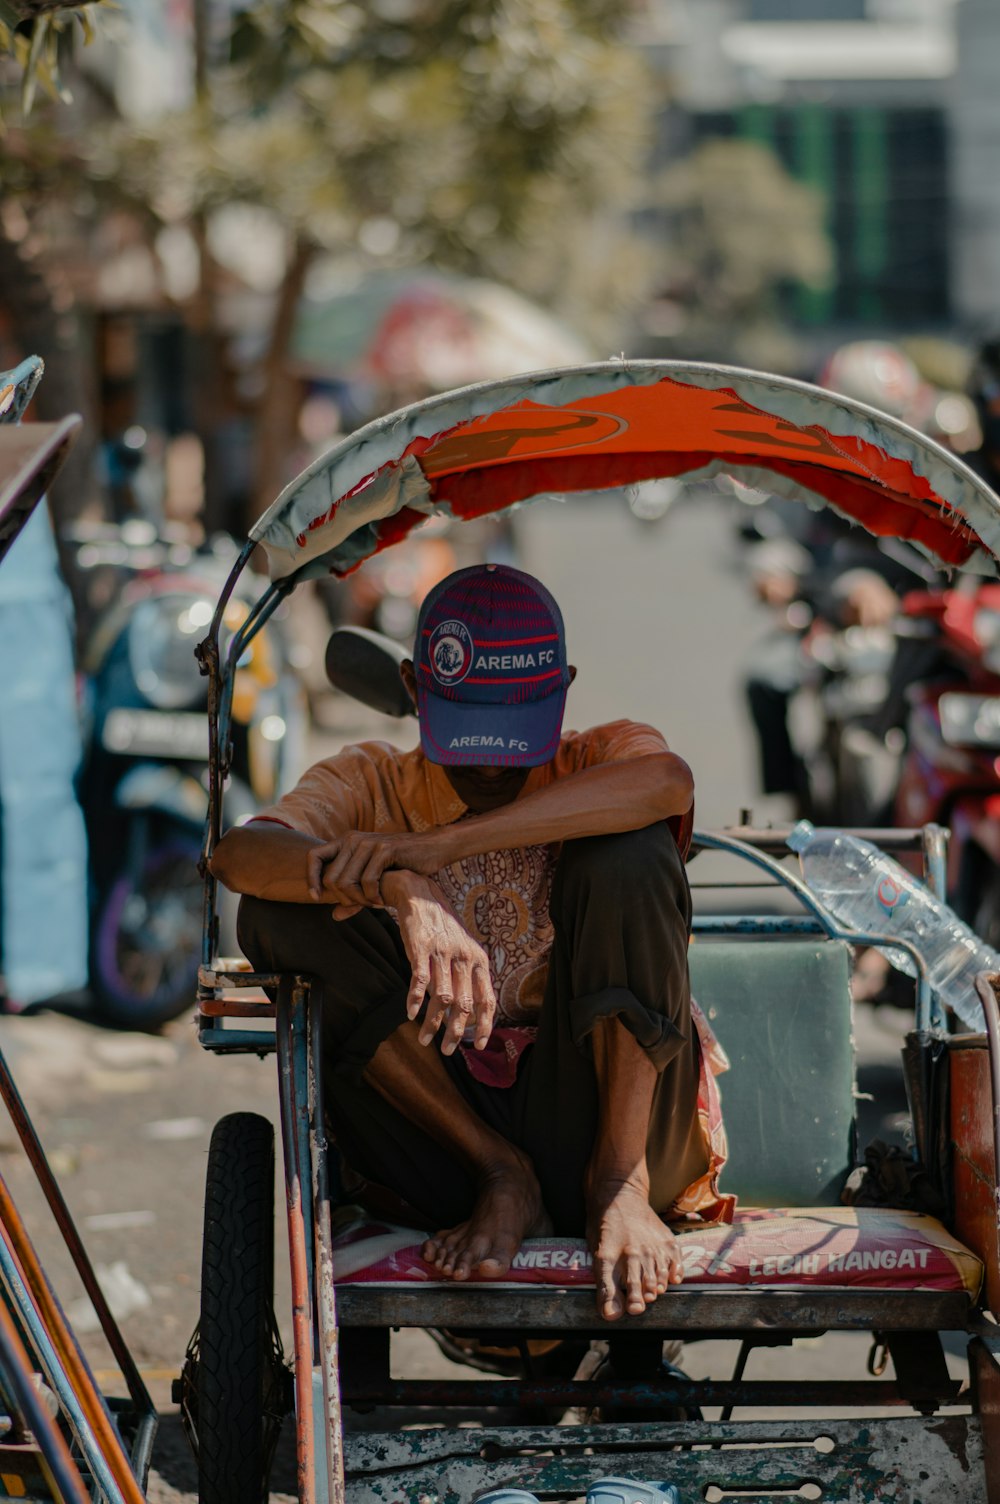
left=102, top=708, right=207, bottom=759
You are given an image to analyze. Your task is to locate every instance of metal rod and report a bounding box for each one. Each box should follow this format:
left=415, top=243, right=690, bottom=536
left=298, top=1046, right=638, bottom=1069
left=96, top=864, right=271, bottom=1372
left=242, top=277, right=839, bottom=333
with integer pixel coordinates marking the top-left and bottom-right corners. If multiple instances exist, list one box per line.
left=309, top=987, right=346, bottom=1504
left=0, top=1296, right=90, bottom=1504
left=204, top=540, right=255, bottom=648
left=708, top=825, right=935, bottom=854
left=216, top=583, right=288, bottom=784
left=718, top=1338, right=752, bottom=1424
left=0, top=1049, right=156, bottom=1456
left=340, top=1377, right=956, bottom=1410
left=0, top=1209, right=140, bottom=1504
left=922, top=823, right=950, bottom=902
left=693, top=916, right=824, bottom=934
left=198, top=1026, right=277, bottom=1054
left=277, top=978, right=317, bottom=1504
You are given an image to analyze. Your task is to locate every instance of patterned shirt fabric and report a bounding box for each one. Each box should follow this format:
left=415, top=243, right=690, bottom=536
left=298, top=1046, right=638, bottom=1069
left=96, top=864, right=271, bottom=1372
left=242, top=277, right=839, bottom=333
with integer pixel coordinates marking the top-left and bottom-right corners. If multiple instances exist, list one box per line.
left=252, top=723, right=731, bottom=1222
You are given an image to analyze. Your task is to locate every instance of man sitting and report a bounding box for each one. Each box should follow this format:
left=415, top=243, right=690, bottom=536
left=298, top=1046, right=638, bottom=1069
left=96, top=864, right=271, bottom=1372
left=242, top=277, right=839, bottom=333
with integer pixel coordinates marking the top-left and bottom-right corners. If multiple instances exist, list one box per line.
left=211, top=564, right=729, bottom=1321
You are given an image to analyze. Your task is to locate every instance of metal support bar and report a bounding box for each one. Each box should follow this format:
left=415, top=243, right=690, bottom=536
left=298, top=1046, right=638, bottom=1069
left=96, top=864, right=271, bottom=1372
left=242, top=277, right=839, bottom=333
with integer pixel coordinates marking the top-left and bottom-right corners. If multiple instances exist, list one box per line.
left=198, top=1027, right=277, bottom=1054
left=922, top=823, right=950, bottom=901
left=881, top=1330, right=953, bottom=1414
left=277, top=976, right=318, bottom=1504
left=339, top=1376, right=961, bottom=1411
left=693, top=915, right=824, bottom=934
left=309, top=983, right=346, bottom=1504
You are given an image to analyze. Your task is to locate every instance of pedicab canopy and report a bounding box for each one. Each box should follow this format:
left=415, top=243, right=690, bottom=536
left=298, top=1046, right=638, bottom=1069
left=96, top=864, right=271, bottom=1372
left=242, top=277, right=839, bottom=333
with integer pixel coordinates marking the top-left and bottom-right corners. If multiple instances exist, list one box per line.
left=252, top=361, right=1000, bottom=582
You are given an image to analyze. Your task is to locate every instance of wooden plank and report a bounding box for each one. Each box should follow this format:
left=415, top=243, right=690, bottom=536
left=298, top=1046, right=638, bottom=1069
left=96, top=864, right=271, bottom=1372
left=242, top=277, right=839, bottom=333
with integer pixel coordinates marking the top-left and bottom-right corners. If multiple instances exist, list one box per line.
left=198, top=997, right=275, bottom=1017
left=335, top=1283, right=973, bottom=1333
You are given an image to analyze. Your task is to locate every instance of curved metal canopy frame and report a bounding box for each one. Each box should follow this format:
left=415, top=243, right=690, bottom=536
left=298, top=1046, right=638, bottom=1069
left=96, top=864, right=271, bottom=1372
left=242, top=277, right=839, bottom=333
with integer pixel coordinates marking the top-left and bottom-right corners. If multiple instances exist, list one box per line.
left=248, top=360, right=1000, bottom=584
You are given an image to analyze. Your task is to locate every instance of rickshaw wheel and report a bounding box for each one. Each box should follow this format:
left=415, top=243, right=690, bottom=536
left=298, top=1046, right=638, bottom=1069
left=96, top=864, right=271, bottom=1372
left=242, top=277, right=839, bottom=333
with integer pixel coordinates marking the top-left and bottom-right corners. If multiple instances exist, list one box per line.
left=197, top=1112, right=288, bottom=1504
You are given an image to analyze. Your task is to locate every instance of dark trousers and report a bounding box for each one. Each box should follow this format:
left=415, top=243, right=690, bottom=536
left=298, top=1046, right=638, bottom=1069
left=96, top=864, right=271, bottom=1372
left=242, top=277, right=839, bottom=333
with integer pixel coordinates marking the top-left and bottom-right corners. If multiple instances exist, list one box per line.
left=238, top=822, right=706, bottom=1236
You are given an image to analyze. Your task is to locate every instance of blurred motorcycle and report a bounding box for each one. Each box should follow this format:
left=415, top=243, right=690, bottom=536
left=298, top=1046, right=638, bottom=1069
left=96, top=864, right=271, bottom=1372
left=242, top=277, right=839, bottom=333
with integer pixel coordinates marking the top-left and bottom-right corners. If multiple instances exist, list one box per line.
left=70, top=521, right=305, bottom=1028
left=893, top=578, right=1000, bottom=949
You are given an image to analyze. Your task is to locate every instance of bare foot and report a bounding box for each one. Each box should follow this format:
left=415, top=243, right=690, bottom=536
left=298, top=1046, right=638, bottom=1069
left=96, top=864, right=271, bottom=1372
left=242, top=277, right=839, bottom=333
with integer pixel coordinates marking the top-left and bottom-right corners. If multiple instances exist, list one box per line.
left=422, top=1152, right=550, bottom=1281
left=587, top=1181, right=684, bottom=1321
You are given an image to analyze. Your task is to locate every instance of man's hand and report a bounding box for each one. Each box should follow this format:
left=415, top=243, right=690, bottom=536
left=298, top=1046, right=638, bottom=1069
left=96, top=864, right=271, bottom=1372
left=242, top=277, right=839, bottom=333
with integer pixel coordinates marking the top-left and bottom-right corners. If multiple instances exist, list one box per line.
left=387, top=874, right=497, bottom=1055
left=306, top=830, right=441, bottom=907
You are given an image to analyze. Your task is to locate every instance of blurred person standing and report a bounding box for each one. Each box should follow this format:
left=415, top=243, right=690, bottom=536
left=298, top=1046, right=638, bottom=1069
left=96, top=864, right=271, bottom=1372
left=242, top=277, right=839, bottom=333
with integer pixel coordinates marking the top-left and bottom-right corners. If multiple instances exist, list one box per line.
left=0, top=368, right=88, bottom=1012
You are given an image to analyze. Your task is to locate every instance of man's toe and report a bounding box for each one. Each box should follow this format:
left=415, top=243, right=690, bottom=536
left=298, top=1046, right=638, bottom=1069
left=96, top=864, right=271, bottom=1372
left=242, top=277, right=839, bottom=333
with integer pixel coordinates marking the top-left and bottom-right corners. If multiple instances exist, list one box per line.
left=477, top=1234, right=518, bottom=1277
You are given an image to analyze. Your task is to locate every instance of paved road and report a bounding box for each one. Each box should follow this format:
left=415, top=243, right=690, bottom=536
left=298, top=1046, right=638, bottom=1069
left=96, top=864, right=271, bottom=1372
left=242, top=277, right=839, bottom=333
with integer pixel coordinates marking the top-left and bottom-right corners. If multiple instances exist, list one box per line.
left=0, top=490, right=922, bottom=1500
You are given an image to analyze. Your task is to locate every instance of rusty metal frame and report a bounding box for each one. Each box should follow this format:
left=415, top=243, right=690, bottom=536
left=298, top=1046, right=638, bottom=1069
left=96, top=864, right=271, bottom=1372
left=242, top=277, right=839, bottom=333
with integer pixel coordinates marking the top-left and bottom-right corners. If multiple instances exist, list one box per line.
left=0, top=1050, right=156, bottom=1483
left=277, top=976, right=318, bottom=1503
left=0, top=1296, right=90, bottom=1504
left=338, top=1374, right=962, bottom=1411
left=309, top=984, right=346, bottom=1504
left=0, top=1175, right=146, bottom=1503
left=342, top=1414, right=981, bottom=1504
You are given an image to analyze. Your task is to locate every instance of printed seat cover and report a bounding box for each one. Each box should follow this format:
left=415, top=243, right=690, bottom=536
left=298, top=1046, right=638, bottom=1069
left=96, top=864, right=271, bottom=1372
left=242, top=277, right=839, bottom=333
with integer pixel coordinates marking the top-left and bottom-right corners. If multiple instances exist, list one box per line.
left=332, top=1207, right=982, bottom=1298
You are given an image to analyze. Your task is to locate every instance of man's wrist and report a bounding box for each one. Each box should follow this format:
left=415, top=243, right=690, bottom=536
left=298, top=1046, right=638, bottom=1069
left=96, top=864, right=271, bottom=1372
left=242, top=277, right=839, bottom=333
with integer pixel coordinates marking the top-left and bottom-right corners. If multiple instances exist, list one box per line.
left=379, top=869, right=440, bottom=909
left=392, top=830, right=450, bottom=875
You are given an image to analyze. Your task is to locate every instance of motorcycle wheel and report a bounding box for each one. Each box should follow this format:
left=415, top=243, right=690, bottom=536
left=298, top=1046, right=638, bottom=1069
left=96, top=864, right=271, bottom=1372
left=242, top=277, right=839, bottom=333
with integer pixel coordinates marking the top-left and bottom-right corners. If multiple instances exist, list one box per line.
left=91, top=836, right=203, bottom=1030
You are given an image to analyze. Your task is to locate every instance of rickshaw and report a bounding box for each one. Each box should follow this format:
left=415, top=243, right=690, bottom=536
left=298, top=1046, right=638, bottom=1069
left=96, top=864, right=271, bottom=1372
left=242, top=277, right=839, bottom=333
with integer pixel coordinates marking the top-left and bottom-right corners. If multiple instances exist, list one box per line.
left=183, top=360, right=1000, bottom=1504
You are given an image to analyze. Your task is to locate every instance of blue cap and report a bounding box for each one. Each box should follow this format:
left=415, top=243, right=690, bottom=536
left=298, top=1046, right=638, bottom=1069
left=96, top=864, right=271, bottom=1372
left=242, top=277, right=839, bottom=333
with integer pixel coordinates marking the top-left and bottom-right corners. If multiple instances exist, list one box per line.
left=414, top=564, right=570, bottom=767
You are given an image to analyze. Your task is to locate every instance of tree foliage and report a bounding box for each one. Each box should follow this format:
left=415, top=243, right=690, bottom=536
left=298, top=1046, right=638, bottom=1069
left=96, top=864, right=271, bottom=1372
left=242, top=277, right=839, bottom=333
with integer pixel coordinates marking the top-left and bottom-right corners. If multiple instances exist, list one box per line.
left=98, top=0, right=651, bottom=341
left=0, top=2, right=101, bottom=118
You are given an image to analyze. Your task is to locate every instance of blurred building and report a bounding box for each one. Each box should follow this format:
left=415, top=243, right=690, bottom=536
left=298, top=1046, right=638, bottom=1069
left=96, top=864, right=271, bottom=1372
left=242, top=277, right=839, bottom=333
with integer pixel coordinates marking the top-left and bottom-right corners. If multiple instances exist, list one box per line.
left=639, top=0, right=996, bottom=342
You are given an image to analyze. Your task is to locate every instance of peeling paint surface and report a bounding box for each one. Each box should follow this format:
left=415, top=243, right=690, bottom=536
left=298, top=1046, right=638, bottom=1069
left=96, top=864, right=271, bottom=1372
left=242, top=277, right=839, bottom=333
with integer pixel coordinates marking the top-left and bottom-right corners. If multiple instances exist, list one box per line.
left=343, top=1416, right=983, bottom=1503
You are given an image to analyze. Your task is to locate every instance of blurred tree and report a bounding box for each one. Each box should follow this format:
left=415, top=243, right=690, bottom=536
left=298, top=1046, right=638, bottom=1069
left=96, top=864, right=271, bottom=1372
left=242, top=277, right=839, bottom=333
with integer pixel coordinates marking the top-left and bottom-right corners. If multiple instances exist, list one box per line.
left=87, top=0, right=653, bottom=521
left=646, top=138, right=833, bottom=369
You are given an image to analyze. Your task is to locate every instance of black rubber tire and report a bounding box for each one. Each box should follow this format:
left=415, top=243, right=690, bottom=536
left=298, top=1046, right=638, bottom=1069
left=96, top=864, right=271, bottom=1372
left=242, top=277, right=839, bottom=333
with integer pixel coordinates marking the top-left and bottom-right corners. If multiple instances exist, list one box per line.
left=197, top=1113, right=279, bottom=1504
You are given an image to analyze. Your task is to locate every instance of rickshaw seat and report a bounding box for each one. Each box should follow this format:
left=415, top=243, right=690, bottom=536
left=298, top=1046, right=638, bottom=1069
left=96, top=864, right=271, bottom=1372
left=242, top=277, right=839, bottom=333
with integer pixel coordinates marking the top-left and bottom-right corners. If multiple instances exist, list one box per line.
left=687, top=937, right=856, bottom=1207
left=333, top=935, right=984, bottom=1334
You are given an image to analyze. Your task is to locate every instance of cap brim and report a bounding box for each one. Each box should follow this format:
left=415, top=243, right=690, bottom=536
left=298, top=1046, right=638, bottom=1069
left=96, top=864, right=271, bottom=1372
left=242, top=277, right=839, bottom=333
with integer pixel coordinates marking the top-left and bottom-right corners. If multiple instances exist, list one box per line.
left=417, top=684, right=568, bottom=767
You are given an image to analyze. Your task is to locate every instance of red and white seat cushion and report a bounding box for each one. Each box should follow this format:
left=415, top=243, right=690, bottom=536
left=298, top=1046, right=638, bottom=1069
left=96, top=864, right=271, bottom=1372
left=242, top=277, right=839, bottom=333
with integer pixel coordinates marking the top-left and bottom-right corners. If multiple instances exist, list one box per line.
left=332, top=1206, right=982, bottom=1297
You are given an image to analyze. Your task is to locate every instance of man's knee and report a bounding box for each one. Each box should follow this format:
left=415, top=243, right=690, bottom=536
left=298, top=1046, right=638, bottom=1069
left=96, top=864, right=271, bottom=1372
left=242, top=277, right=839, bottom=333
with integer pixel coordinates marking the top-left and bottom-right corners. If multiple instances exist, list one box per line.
left=236, top=895, right=400, bottom=976
left=236, top=894, right=281, bottom=969
left=553, top=822, right=688, bottom=916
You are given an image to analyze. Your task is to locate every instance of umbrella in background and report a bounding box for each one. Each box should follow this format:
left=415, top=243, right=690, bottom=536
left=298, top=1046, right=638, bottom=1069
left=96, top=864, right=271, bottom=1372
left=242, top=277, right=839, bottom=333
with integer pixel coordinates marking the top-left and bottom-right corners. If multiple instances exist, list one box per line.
left=291, top=270, right=592, bottom=394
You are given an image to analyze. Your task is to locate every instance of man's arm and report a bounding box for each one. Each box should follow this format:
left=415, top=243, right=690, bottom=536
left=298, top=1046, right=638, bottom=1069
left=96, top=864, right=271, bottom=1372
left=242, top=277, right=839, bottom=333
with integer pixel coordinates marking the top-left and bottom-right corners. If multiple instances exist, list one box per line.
left=310, top=752, right=693, bottom=905
left=210, top=822, right=331, bottom=904
left=210, top=824, right=498, bottom=1052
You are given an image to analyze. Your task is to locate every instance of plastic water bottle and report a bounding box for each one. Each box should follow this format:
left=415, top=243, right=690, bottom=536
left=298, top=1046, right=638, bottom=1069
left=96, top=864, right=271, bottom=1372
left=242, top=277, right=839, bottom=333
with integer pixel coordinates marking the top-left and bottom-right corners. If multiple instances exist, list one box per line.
left=787, top=821, right=1000, bottom=1030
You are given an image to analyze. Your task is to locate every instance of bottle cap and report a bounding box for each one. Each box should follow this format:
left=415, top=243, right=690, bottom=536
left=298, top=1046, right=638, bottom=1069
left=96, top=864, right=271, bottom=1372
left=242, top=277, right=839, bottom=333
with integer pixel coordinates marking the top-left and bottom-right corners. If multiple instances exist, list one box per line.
left=786, top=820, right=816, bottom=854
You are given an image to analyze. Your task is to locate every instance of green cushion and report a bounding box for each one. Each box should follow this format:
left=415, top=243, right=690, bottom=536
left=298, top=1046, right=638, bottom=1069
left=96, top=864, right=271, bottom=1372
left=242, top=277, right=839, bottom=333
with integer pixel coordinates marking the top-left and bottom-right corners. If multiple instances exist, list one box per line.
left=688, top=938, right=856, bottom=1207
